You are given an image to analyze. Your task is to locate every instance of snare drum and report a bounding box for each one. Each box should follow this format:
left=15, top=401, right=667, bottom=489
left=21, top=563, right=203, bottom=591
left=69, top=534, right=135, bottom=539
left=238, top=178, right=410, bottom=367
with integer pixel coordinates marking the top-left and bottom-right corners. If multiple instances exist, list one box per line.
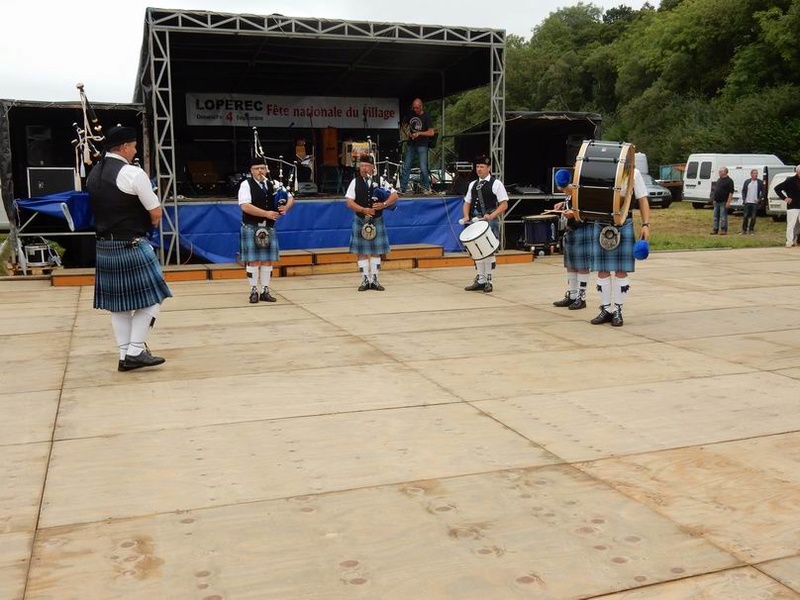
left=573, top=140, right=635, bottom=226
left=459, top=220, right=499, bottom=261
left=24, top=244, right=52, bottom=267
left=523, top=214, right=559, bottom=247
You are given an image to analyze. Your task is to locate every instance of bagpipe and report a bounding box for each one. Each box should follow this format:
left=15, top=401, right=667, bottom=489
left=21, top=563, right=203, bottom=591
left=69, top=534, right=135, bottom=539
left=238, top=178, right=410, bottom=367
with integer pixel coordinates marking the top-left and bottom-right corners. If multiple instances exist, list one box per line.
left=252, top=126, right=298, bottom=202
left=71, top=83, right=105, bottom=190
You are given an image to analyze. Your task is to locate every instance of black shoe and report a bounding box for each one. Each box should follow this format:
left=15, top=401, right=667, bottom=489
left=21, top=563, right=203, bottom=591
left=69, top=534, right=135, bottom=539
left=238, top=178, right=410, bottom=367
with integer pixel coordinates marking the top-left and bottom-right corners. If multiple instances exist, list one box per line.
left=590, top=308, right=613, bottom=325
left=483, top=281, right=493, bottom=293
left=118, top=359, right=125, bottom=372
left=612, top=307, right=624, bottom=327
left=370, top=278, right=385, bottom=291
left=568, top=297, right=586, bottom=310
left=710, top=230, right=718, bottom=235
left=260, top=288, right=277, bottom=302
left=553, top=293, right=574, bottom=307
left=249, top=287, right=259, bottom=303
left=120, top=350, right=166, bottom=371
left=358, top=278, right=370, bottom=291
left=464, top=278, right=485, bottom=291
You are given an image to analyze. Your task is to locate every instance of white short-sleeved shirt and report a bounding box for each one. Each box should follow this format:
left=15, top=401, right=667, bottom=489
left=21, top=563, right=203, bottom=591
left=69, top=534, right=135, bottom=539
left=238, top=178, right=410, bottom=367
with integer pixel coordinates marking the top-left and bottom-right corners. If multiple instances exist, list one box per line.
left=105, top=153, right=160, bottom=211
left=633, top=168, right=647, bottom=201
left=463, top=176, right=509, bottom=205
left=238, top=178, right=294, bottom=205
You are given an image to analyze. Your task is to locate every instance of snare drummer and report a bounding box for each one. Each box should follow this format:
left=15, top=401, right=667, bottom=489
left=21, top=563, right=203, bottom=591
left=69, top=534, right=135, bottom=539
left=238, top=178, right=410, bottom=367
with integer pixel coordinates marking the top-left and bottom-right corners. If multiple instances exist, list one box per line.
left=590, top=167, right=650, bottom=327
left=462, top=154, right=509, bottom=293
left=346, top=154, right=399, bottom=291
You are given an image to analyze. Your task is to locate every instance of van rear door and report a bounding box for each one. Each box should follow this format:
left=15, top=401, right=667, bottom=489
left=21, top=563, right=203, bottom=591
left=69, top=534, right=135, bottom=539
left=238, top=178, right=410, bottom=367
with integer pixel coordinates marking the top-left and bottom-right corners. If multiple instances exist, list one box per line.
left=684, top=159, right=713, bottom=207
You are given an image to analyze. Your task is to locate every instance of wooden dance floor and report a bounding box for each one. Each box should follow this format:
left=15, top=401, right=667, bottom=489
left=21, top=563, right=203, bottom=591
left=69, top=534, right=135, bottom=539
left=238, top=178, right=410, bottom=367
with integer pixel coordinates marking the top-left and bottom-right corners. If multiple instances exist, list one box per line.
left=2, top=247, right=800, bottom=599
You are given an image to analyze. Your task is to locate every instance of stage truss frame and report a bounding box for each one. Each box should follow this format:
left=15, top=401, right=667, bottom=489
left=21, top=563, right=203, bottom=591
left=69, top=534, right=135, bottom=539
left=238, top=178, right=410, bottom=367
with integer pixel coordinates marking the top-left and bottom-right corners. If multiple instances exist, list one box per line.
left=137, top=9, right=505, bottom=264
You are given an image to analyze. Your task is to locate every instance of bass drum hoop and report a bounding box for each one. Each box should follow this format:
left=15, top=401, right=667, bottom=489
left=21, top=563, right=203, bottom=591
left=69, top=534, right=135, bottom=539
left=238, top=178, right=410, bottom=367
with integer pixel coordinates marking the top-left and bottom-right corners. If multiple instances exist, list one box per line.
left=572, top=140, right=634, bottom=227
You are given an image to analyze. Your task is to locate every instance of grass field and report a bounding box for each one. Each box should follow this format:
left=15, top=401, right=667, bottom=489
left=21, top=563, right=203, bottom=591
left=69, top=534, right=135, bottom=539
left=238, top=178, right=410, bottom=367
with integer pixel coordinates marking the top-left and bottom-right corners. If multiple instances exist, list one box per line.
left=637, top=201, right=790, bottom=251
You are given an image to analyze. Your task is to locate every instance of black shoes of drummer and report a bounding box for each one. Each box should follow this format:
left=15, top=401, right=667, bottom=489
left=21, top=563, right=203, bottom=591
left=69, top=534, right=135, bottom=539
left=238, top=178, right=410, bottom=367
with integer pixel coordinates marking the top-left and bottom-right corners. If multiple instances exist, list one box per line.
left=553, top=292, right=574, bottom=307
left=483, top=281, right=493, bottom=293
left=249, top=286, right=259, bottom=303
left=358, top=277, right=371, bottom=292
left=611, top=306, right=624, bottom=327
left=370, top=277, right=385, bottom=291
left=465, top=276, right=486, bottom=291
left=568, top=296, right=586, bottom=310
left=119, top=349, right=166, bottom=371
left=259, top=287, right=277, bottom=302
left=590, top=307, right=614, bottom=325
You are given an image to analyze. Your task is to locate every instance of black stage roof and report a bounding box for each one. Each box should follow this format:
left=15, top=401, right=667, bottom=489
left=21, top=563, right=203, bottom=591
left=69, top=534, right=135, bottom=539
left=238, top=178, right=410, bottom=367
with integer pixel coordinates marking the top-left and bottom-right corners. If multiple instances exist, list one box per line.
left=135, top=9, right=505, bottom=104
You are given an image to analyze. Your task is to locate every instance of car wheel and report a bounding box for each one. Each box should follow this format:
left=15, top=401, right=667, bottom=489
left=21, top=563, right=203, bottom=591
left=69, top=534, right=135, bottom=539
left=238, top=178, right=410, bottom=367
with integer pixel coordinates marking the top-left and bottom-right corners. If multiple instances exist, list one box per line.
left=772, top=215, right=785, bottom=222
left=692, top=202, right=705, bottom=209
left=661, top=199, right=672, bottom=209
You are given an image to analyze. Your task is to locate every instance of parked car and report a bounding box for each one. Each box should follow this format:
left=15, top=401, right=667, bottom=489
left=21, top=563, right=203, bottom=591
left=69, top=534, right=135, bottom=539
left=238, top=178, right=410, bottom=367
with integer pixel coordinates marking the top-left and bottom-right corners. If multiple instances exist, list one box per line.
left=634, top=172, right=672, bottom=208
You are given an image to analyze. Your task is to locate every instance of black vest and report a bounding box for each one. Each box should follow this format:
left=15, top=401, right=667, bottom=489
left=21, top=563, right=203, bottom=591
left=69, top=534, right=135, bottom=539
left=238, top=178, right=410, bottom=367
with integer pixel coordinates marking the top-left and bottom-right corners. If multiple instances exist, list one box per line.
left=469, top=177, right=499, bottom=216
left=353, top=176, right=384, bottom=218
left=87, top=157, right=151, bottom=238
left=242, top=177, right=276, bottom=226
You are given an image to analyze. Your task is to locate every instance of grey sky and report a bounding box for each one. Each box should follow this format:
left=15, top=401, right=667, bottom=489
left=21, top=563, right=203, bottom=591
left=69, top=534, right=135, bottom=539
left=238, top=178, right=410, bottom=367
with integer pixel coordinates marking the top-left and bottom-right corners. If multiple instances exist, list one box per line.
left=0, top=0, right=650, bottom=103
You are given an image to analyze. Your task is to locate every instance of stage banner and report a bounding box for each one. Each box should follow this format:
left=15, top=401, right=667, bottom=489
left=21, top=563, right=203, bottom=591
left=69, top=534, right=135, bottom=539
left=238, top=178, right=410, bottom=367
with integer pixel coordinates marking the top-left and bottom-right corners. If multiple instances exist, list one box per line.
left=186, top=93, right=399, bottom=129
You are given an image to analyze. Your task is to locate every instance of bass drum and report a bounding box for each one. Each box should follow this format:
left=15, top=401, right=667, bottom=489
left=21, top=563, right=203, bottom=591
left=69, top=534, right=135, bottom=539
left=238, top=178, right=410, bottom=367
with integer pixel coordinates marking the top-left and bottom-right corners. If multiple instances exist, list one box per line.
left=573, top=140, right=635, bottom=226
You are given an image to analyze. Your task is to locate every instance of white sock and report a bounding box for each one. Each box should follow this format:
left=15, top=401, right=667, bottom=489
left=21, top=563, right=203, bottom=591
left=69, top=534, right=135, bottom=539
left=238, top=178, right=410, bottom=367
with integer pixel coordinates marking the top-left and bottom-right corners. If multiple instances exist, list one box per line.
left=246, top=266, right=258, bottom=288
left=260, top=265, right=273, bottom=290
left=369, top=257, right=381, bottom=280
left=597, top=277, right=612, bottom=309
left=567, top=272, right=578, bottom=299
left=128, top=304, right=161, bottom=357
left=475, top=259, right=487, bottom=283
left=614, top=277, right=630, bottom=308
left=111, top=311, right=133, bottom=360
left=357, top=259, right=369, bottom=281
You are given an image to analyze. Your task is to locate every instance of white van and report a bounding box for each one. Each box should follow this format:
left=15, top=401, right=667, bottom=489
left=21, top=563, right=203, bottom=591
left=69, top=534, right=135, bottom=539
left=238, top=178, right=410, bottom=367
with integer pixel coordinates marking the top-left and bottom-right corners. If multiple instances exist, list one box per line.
left=766, top=170, right=797, bottom=220
left=683, top=153, right=785, bottom=209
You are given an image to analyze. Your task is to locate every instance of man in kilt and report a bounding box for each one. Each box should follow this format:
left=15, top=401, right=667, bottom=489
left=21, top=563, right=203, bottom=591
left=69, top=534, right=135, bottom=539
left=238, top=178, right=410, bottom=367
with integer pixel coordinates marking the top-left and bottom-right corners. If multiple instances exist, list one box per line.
left=345, top=154, right=398, bottom=291
left=238, top=157, right=295, bottom=303
left=87, top=125, right=172, bottom=371
left=462, top=154, right=508, bottom=293
left=590, top=167, right=650, bottom=327
left=552, top=170, right=590, bottom=310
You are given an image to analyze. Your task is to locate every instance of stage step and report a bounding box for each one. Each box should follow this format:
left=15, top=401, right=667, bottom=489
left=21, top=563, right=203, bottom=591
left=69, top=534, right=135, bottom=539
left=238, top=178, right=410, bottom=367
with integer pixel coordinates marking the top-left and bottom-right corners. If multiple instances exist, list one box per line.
left=48, top=244, right=533, bottom=286
left=416, top=250, right=533, bottom=269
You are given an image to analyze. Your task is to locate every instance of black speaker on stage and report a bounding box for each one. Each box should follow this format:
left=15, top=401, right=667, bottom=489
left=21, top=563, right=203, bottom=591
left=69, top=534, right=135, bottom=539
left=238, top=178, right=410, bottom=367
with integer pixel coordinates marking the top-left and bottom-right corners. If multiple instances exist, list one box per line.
left=26, top=125, right=54, bottom=166
left=27, top=167, right=76, bottom=198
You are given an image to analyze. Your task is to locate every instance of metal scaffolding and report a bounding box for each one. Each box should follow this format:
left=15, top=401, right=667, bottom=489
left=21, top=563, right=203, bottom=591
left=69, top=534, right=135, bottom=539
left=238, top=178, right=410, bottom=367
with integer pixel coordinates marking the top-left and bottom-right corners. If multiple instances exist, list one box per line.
left=137, top=9, right=506, bottom=264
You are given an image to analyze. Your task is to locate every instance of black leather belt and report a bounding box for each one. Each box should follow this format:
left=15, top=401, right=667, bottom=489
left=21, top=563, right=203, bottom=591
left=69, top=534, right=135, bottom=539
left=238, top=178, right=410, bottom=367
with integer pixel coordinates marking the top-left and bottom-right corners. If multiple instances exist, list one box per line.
left=96, top=235, right=142, bottom=248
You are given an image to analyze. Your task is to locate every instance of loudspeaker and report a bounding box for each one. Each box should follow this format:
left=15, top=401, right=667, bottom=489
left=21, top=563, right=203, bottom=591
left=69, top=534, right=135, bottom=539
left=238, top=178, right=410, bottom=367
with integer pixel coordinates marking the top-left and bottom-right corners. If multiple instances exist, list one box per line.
left=322, top=127, right=338, bottom=167
left=26, top=125, right=54, bottom=166
left=27, top=167, right=76, bottom=198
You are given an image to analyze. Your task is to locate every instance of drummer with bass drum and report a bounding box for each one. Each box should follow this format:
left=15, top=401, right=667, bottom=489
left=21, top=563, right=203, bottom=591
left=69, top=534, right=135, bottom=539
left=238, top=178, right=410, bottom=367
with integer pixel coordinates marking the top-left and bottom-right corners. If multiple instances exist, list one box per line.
left=461, top=154, right=509, bottom=293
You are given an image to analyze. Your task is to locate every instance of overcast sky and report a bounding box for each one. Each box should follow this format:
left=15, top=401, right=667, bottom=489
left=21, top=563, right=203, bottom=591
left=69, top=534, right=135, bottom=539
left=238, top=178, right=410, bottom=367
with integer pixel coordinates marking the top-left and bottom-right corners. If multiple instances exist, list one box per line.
left=1, top=0, right=651, bottom=103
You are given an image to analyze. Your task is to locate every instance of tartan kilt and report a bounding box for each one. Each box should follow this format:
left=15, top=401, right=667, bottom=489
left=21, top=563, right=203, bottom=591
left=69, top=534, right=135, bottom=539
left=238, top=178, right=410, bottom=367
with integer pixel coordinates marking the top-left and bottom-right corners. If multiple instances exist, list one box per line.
left=240, top=224, right=280, bottom=263
left=563, top=224, right=592, bottom=271
left=94, top=239, right=172, bottom=312
left=349, top=215, right=390, bottom=255
left=590, top=217, right=635, bottom=273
